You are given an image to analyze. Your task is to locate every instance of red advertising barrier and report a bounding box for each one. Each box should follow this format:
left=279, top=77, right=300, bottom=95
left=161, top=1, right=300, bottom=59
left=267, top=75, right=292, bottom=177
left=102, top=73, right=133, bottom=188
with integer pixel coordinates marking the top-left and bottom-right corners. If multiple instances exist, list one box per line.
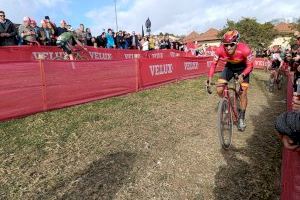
left=253, top=57, right=271, bottom=70
left=0, top=52, right=272, bottom=121
left=0, top=60, right=138, bottom=121
left=0, top=61, right=45, bottom=120
left=139, top=58, right=180, bottom=88
left=146, top=49, right=187, bottom=59
left=178, top=57, right=212, bottom=80
left=43, top=60, right=138, bottom=110
left=280, top=72, right=300, bottom=200
left=138, top=56, right=223, bottom=89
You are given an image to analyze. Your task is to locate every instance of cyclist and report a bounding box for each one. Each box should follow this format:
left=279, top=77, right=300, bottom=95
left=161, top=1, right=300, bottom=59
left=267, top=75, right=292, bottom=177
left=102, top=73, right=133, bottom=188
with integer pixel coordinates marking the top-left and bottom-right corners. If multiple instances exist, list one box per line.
left=268, top=48, right=284, bottom=86
left=207, top=30, right=254, bottom=131
left=56, top=26, right=87, bottom=60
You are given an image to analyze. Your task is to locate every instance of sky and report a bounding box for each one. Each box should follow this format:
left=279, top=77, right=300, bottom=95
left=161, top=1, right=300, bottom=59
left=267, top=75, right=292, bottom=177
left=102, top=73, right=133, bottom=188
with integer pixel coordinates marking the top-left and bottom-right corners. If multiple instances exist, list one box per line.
left=1, top=0, right=300, bottom=36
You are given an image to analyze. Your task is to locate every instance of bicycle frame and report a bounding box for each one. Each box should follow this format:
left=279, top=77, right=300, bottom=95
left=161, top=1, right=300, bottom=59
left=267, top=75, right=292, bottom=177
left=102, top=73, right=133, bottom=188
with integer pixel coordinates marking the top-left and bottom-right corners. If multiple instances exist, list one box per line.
left=206, top=73, right=242, bottom=149
left=220, top=82, right=240, bottom=124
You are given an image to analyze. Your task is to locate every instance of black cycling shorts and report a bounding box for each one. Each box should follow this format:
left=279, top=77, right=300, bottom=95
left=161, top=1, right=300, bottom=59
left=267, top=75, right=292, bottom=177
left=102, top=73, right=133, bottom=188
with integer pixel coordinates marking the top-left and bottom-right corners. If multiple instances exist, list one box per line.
left=220, top=62, right=250, bottom=83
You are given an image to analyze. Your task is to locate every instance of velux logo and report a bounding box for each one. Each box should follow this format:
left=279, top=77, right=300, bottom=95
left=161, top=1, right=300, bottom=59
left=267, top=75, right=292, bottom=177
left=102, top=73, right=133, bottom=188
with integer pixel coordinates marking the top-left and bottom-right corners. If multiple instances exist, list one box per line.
left=184, top=62, right=199, bottom=71
left=149, top=64, right=173, bottom=76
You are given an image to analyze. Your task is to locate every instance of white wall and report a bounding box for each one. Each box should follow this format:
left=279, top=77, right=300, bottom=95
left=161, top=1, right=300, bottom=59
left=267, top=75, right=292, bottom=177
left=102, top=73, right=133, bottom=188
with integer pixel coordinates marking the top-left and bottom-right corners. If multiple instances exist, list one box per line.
left=269, top=36, right=291, bottom=49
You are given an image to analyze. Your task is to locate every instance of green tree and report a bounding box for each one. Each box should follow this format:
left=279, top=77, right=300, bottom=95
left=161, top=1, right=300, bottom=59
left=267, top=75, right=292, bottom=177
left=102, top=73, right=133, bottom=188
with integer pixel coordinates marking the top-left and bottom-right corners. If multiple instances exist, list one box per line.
left=218, top=18, right=278, bottom=50
left=292, top=18, right=300, bottom=32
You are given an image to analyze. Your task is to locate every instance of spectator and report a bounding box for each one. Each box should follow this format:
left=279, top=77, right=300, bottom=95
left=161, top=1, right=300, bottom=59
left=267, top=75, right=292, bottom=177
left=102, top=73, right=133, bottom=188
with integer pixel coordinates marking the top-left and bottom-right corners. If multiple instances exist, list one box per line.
left=106, top=28, right=115, bottom=48
left=275, top=111, right=300, bottom=150
left=96, top=32, right=106, bottom=48
left=276, top=56, right=300, bottom=150
left=113, top=31, right=117, bottom=47
left=130, top=31, right=138, bottom=49
left=18, top=17, right=37, bottom=45
left=154, top=36, right=160, bottom=50
left=116, top=30, right=125, bottom=49
left=76, top=24, right=87, bottom=45
left=141, top=36, right=149, bottom=51
left=40, top=20, right=55, bottom=45
left=293, top=92, right=300, bottom=111
left=30, top=20, right=40, bottom=39
left=148, top=35, right=155, bottom=50
left=44, top=16, right=56, bottom=30
left=56, top=20, right=68, bottom=36
left=91, top=37, right=97, bottom=48
left=86, top=28, right=93, bottom=46
left=0, top=10, right=17, bottom=46
left=44, top=16, right=56, bottom=44
left=124, top=32, right=131, bottom=49
left=160, top=35, right=171, bottom=49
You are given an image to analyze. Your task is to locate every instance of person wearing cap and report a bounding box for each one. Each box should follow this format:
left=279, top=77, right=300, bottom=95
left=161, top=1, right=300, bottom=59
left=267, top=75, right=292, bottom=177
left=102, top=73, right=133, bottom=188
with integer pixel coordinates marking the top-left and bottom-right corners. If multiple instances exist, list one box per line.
left=0, top=10, right=17, bottom=46
left=18, top=16, right=37, bottom=45
left=56, top=20, right=68, bottom=36
left=56, top=27, right=87, bottom=60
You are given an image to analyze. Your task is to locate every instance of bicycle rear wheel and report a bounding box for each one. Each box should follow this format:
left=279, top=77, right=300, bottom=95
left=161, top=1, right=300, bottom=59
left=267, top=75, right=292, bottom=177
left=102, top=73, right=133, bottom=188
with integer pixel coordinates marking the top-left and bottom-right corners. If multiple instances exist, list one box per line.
left=217, top=98, right=233, bottom=149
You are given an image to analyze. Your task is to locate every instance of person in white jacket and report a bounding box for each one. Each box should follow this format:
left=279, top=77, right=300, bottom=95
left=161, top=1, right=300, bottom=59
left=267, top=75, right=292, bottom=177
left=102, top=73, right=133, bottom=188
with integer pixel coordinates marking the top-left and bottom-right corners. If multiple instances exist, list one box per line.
left=141, top=37, right=149, bottom=51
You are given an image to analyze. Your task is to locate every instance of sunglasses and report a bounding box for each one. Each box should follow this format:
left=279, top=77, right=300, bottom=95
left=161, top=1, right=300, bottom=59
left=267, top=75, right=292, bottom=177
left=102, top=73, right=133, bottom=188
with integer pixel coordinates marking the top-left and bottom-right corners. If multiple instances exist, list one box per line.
left=223, top=42, right=236, bottom=47
left=0, top=15, right=5, bottom=17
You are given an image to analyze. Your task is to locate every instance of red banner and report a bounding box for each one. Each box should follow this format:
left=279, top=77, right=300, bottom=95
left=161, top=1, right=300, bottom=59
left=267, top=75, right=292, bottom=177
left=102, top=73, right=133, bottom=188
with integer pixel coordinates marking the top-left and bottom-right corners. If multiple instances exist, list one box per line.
left=43, top=60, right=138, bottom=110
left=146, top=49, right=186, bottom=59
left=0, top=60, right=138, bottom=121
left=0, top=46, right=187, bottom=62
left=253, top=57, right=271, bottom=70
left=138, top=56, right=222, bottom=88
left=178, top=57, right=213, bottom=80
left=0, top=52, right=272, bottom=121
left=0, top=61, right=44, bottom=120
left=139, top=58, right=179, bottom=88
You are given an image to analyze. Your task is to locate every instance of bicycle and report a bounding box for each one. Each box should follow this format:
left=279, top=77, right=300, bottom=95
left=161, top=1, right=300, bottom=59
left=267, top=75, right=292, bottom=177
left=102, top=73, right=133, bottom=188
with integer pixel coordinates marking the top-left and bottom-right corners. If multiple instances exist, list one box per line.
left=206, top=73, right=242, bottom=149
left=268, top=68, right=284, bottom=92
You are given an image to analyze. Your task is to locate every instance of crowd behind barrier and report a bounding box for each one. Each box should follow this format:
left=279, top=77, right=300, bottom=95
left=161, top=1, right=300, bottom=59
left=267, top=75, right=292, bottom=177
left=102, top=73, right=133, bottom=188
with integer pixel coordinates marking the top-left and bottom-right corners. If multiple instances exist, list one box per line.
left=0, top=11, right=186, bottom=52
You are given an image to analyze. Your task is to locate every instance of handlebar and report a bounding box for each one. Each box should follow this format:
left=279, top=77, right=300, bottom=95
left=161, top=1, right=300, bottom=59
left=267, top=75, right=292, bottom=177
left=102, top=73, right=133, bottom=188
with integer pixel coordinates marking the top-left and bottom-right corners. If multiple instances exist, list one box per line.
left=206, top=73, right=242, bottom=95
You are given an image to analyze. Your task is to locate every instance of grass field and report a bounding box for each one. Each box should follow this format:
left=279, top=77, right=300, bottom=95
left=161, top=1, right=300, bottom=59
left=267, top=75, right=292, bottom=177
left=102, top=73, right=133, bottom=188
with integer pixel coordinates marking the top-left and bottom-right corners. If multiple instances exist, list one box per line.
left=0, top=70, right=285, bottom=199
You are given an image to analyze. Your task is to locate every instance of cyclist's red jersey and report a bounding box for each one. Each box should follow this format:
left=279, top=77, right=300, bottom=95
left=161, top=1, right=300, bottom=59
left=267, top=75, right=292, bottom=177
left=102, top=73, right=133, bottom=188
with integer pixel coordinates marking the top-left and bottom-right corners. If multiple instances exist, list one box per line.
left=208, top=42, right=254, bottom=78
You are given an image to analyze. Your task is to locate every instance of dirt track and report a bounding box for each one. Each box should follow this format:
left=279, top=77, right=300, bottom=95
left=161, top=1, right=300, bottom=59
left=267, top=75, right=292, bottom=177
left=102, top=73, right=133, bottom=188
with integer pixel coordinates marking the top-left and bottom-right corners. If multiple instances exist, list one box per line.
left=0, top=70, right=286, bottom=199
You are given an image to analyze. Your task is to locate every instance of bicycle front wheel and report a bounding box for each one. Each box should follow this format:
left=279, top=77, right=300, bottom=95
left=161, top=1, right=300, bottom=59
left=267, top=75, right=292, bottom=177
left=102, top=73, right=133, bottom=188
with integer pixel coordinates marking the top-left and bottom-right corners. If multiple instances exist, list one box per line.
left=277, top=74, right=283, bottom=90
left=217, top=98, right=233, bottom=149
left=268, top=77, right=275, bottom=93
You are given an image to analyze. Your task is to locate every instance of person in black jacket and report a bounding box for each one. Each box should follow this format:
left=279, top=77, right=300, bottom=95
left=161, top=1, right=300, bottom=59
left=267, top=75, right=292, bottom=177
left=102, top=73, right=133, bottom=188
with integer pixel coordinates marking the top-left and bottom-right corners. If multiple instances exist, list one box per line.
left=0, top=11, right=17, bottom=46
left=96, top=32, right=107, bottom=48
